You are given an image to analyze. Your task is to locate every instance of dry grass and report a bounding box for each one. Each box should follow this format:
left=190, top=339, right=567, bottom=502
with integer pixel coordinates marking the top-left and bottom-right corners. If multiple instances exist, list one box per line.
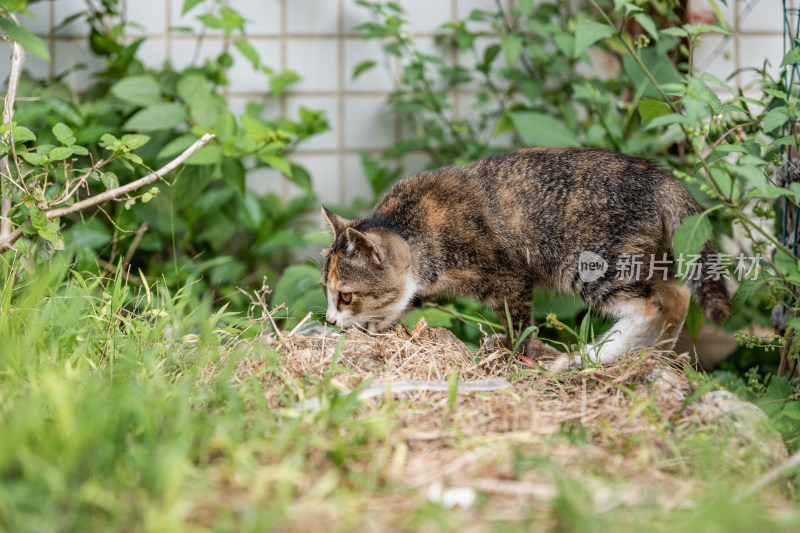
left=223, top=318, right=799, bottom=530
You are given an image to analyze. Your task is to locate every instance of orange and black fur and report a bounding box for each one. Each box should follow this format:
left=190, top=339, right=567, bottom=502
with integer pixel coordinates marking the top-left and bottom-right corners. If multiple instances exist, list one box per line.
left=321, top=148, right=730, bottom=364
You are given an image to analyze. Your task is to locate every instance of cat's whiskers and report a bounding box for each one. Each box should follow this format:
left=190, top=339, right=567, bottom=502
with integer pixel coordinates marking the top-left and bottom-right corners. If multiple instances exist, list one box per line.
left=292, top=247, right=322, bottom=270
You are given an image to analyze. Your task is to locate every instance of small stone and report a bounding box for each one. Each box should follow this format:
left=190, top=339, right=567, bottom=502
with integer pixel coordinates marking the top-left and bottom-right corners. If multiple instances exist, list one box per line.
left=683, top=390, right=788, bottom=467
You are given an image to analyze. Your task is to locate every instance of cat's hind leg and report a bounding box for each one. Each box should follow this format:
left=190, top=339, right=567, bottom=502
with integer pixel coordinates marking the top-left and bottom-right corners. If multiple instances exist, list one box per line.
left=574, top=279, right=690, bottom=366
left=649, top=277, right=690, bottom=351
left=574, top=297, right=661, bottom=365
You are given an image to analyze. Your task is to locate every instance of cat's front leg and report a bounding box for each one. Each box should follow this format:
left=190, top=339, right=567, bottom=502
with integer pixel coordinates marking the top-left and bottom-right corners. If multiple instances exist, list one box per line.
left=488, top=295, right=536, bottom=353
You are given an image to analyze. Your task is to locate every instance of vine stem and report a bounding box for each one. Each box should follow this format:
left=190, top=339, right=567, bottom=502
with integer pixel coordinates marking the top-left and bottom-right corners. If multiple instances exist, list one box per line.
left=586, top=0, right=726, bottom=197
left=1, top=16, right=26, bottom=240
left=0, top=133, right=215, bottom=253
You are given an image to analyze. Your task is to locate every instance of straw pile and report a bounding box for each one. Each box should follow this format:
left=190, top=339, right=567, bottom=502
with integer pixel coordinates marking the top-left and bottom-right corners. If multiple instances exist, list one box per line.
left=234, top=318, right=788, bottom=521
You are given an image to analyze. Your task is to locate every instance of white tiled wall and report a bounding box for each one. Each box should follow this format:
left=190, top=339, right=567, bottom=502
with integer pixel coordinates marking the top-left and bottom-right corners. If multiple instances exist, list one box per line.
left=2, top=0, right=785, bottom=205
left=691, top=0, right=789, bottom=88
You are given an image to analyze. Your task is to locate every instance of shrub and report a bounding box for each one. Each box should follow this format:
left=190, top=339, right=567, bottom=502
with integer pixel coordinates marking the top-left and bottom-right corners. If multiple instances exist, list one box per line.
left=0, top=0, right=328, bottom=310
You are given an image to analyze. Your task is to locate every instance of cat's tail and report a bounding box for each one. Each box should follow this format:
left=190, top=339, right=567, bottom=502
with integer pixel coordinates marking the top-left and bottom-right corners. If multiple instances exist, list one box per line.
left=660, top=179, right=731, bottom=324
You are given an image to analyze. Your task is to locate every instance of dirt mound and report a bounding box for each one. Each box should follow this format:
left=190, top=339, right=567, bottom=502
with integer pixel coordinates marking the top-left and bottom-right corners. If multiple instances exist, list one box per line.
left=235, top=319, right=788, bottom=520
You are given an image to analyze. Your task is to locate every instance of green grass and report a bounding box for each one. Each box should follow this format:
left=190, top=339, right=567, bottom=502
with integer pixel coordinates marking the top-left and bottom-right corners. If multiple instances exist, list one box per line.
left=0, top=259, right=798, bottom=532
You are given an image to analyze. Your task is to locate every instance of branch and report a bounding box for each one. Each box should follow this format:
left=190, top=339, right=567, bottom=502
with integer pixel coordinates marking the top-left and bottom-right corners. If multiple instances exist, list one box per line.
left=0, top=133, right=215, bottom=253
left=1, top=19, right=26, bottom=239
left=710, top=119, right=761, bottom=149
left=46, top=133, right=214, bottom=219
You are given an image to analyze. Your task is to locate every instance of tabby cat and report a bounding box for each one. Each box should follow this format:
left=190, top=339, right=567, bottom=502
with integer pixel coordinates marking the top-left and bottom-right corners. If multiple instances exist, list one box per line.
left=321, top=148, right=730, bottom=364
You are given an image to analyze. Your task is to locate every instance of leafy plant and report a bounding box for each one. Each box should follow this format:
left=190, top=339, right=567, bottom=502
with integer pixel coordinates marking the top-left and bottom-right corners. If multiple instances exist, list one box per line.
left=0, top=0, right=329, bottom=312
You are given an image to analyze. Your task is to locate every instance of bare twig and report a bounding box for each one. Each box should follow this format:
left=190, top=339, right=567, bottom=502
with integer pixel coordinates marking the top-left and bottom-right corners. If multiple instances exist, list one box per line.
left=0, top=133, right=215, bottom=252
left=121, top=222, right=149, bottom=272
left=48, top=133, right=214, bottom=219
left=55, top=155, right=113, bottom=206
left=1, top=19, right=26, bottom=240
left=286, top=311, right=313, bottom=339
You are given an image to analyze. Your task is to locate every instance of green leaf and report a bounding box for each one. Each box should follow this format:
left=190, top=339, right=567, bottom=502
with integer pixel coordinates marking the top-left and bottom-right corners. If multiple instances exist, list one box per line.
left=673, top=211, right=712, bottom=259
left=124, top=152, right=143, bottom=165
left=189, top=94, right=225, bottom=128
left=633, top=13, right=658, bottom=40
left=122, top=103, right=187, bottom=132
left=233, top=39, right=259, bottom=68
left=766, top=375, right=792, bottom=400
left=733, top=164, right=768, bottom=193
left=774, top=250, right=800, bottom=281
left=19, top=152, right=45, bottom=166
left=269, top=70, right=300, bottom=97
left=197, top=14, right=222, bottom=29
left=11, top=125, right=36, bottom=143
left=182, top=0, right=204, bottom=15
left=783, top=402, right=800, bottom=421
left=176, top=73, right=211, bottom=105
left=729, top=277, right=764, bottom=316
left=29, top=206, right=47, bottom=230
left=0, top=17, right=50, bottom=61
left=573, top=19, right=614, bottom=58
left=99, top=134, right=118, bottom=148
left=239, top=192, right=263, bottom=232
left=186, top=143, right=223, bottom=165
left=780, top=46, right=800, bottom=67
left=501, top=33, right=523, bottom=67
left=402, top=308, right=454, bottom=330
left=218, top=7, right=247, bottom=34
left=638, top=98, right=671, bottom=124
left=240, top=115, right=268, bottom=142
left=120, top=134, right=151, bottom=151
left=758, top=375, right=792, bottom=415
left=352, top=59, right=376, bottom=79
left=762, top=108, right=788, bottom=132
left=52, top=122, right=74, bottom=144
left=110, top=75, right=162, bottom=107
left=483, top=43, right=501, bottom=67
left=101, top=172, right=119, bottom=190
left=510, top=111, right=580, bottom=148
left=271, top=264, right=327, bottom=328
left=222, top=158, right=245, bottom=195
left=156, top=134, right=196, bottom=160
left=48, top=146, right=73, bottom=161
left=37, top=221, right=61, bottom=243
left=286, top=163, right=312, bottom=193
left=259, top=152, right=293, bottom=177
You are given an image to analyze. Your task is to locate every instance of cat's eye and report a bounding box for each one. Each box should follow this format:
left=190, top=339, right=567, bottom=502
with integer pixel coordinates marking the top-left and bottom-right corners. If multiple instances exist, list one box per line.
left=339, top=291, right=352, bottom=304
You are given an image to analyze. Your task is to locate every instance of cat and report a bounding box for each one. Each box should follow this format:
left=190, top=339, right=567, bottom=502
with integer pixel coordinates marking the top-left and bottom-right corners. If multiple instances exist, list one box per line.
left=320, top=148, right=730, bottom=364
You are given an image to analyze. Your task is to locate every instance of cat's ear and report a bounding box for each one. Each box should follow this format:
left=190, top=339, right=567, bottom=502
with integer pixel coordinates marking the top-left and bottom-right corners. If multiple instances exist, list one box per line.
left=322, top=205, right=351, bottom=239
left=345, top=227, right=384, bottom=265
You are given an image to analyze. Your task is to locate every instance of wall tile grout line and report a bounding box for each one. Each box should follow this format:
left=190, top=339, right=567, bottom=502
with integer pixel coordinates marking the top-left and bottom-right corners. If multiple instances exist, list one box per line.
left=165, top=0, right=171, bottom=67
left=279, top=0, right=289, bottom=201
left=47, top=0, right=54, bottom=78
left=337, top=0, right=347, bottom=205
left=451, top=0, right=459, bottom=121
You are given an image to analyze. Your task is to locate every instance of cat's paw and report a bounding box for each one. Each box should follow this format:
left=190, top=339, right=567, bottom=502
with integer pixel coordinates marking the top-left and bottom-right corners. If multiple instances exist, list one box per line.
left=525, top=338, right=563, bottom=356
left=484, top=333, right=511, bottom=351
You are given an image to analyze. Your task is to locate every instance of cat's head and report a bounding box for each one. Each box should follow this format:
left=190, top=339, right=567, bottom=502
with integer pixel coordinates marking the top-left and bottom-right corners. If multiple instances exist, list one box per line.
left=320, top=207, right=416, bottom=331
